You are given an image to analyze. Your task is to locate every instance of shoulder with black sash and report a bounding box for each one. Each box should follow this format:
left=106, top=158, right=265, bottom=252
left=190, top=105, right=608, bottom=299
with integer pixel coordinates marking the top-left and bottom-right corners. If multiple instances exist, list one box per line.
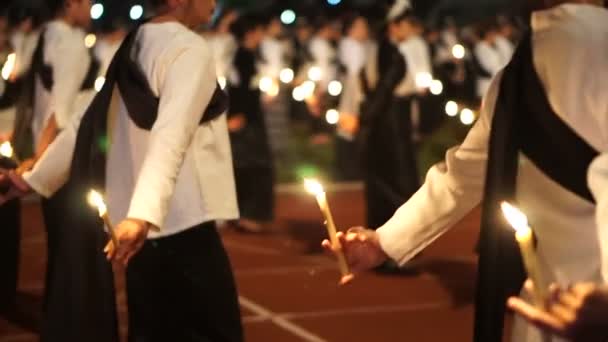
left=68, top=23, right=228, bottom=192
left=474, top=31, right=598, bottom=342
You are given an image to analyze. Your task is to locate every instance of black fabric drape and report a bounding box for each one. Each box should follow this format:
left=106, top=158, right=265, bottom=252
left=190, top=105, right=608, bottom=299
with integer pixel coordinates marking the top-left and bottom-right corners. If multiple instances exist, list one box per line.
left=474, top=32, right=598, bottom=342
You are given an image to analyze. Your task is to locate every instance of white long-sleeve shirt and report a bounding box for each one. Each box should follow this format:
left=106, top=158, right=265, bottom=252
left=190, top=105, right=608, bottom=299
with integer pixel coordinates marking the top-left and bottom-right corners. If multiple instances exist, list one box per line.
left=32, top=20, right=95, bottom=145
left=495, top=35, right=515, bottom=68
left=309, top=36, right=337, bottom=91
left=376, top=4, right=608, bottom=342
left=474, top=40, right=504, bottom=98
left=24, top=22, right=238, bottom=239
left=396, top=35, right=432, bottom=97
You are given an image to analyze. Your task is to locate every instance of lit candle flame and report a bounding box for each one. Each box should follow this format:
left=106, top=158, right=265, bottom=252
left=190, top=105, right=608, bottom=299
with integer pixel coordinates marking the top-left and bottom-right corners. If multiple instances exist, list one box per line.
left=0, top=141, right=14, bottom=159
left=87, top=190, right=107, bottom=217
left=501, top=202, right=529, bottom=232
left=304, top=179, right=325, bottom=196
left=328, top=80, right=343, bottom=96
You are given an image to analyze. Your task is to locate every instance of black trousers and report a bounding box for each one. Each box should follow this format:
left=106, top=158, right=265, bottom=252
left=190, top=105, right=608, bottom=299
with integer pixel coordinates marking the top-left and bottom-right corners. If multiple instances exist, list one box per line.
left=127, top=222, right=243, bottom=342
left=233, top=166, right=274, bottom=222
left=335, top=137, right=361, bottom=182
left=40, top=190, right=118, bottom=342
left=0, top=199, right=20, bottom=312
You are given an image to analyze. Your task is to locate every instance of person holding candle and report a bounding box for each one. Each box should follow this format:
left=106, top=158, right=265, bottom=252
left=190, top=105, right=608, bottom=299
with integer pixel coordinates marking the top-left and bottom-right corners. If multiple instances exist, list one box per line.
left=323, top=1, right=608, bottom=341
left=0, top=0, right=243, bottom=340
left=7, top=1, right=112, bottom=341
left=509, top=281, right=608, bottom=341
left=226, top=15, right=275, bottom=234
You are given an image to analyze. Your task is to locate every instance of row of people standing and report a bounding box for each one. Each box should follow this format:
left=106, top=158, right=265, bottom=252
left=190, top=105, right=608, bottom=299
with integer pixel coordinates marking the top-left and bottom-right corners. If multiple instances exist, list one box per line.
left=0, top=1, right=126, bottom=340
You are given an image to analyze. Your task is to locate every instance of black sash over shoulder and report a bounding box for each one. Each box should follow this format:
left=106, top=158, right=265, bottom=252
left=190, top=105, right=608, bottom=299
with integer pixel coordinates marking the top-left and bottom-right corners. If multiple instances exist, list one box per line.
left=31, top=30, right=101, bottom=92
left=474, top=32, right=598, bottom=342
left=69, top=25, right=228, bottom=190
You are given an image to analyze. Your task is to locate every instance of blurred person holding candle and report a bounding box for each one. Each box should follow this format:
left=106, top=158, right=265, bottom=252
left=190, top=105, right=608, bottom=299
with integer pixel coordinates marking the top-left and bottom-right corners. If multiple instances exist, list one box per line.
left=358, top=4, right=418, bottom=236
left=226, top=15, right=274, bottom=234
left=323, top=1, right=608, bottom=341
left=0, top=9, right=21, bottom=316
left=335, top=14, right=370, bottom=181
left=509, top=281, right=608, bottom=341
left=0, top=0, right=244, bottom=340
left=7, top=0, right=111, bottom=341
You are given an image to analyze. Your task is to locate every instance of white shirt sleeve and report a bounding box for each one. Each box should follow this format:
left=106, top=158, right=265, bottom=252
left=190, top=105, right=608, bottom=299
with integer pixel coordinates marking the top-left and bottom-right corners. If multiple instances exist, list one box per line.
left=22, top=106, right=84, bottom=197
left=475, top=43, right=503, bottom=76
left=126, top=44, right=217, bottom=229
left=376, top=71, right=503, bottom=265
left=588, top=156, right=608, bottom=282
left=49, top=30, right=90, bottom=129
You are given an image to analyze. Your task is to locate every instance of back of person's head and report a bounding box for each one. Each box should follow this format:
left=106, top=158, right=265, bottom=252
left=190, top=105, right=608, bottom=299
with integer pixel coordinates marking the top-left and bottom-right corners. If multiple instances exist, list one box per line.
left=230, top=15, right=262, bottom=43
left=8, top=3, right=45, bottom=30
left=342, top=14, right=368, bottom=41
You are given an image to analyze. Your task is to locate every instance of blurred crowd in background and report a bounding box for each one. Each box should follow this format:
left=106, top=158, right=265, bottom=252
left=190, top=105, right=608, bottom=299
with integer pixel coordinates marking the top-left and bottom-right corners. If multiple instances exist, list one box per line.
left=0, top=0, right=525, bottom=231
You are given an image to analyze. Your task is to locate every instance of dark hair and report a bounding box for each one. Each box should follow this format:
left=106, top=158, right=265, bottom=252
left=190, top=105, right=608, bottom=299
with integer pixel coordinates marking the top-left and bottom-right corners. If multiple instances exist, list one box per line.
left=230, top=15, right=262, bottom=41
left=342, top=13, right=365, bottom=36
left=148, top=0, right=166, bottom=10
left=46, top=0, right=65, bottom=16
left=8, top=3, right=45, bottom=28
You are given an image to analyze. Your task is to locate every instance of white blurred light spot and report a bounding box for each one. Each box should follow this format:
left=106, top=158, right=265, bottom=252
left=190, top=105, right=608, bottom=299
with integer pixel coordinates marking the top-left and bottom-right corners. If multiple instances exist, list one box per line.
left=307, top=66, right=322, bottom=82
left=130, top=5, right=144, bottom=20
left=90, top=3, right=104, bottom=20
left=327, top=0, right=341, bottom=5
left=279, top=68, right=294, bottom=84
left=460, top=108, right=476, bottom=125
left=94, top=76, right=105, bottom=92
left=452, top=44, right=466, bottom=59
left=267, top=82, right=280, bottom=97
left=2, top=53, right=16, bottom=81
left=259, top=76, right=273, bottom=93
left=292, top=86, right=305, bottom=102
left=328, top=80, right=342, bottom=96
left=301, top=80, right=316, bottom=98
left=280, top=10, right=296, bottom=25
left=84, top=34, right=97, bottom=48
left=445, top=100, right=459, bottom=117
left=430, top=79, right=443, bottom=95
left=415, top=72, right=433, bottom=89
left=218, top=76, right=227, bottom=90
left=325, top=109, right=340, bottom=125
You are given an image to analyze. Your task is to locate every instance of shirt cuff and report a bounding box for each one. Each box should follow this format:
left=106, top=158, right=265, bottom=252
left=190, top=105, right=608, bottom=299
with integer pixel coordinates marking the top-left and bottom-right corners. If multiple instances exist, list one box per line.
left=126, top=200, right=164, bottom=232
left=23, top=171, right=53, bottom=198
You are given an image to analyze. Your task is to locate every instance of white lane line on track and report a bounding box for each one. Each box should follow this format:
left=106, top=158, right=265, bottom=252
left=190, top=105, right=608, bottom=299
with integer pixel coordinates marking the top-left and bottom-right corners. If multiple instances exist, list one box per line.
left=241, top=302, right=448, bottom=323
left=239, top=296, right=327, bottom=342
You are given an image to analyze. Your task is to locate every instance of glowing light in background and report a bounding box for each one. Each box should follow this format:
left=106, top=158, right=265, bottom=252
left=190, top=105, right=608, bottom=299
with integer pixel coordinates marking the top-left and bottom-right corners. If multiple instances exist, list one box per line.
left=1, top=53, right=16, bottom=81
left=84, top=34, right=97, bottom=48
left=328, top=80, right=342, bottom=96
left=460, top=108, right=476, bottom=125
left=218, top=76, right=227, bottom=90
left=94, top=76, right=105, bottom=92
left=90, top=3, right=104, bottom=20
left=445, top=101, right=459, bottom=117
left=327, top=0, right=342, bottom=5
left=325, top=109, right=340, bottom=125
left=430, top=80, right=443, bottom=95
left=279, top=68, right=294, bottom=84
left=415, top=72, right=433, bottom=89
left=259, top=76, right=273, bottom=93
left=280, top=10, right=296, bottom=25
left=308, top=66, right=322, bottom=82
left=130, top=5, right=144, bottom=20
left=452, top=44, right=466, bottom=59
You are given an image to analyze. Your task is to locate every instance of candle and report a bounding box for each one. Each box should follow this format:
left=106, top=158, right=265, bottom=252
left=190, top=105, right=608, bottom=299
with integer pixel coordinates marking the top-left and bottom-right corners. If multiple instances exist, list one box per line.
left=501, top=202, right=547, bottom=306
left=88, top=190, right=119, bottom=249
left=304, top=179, right=354, bottom=285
